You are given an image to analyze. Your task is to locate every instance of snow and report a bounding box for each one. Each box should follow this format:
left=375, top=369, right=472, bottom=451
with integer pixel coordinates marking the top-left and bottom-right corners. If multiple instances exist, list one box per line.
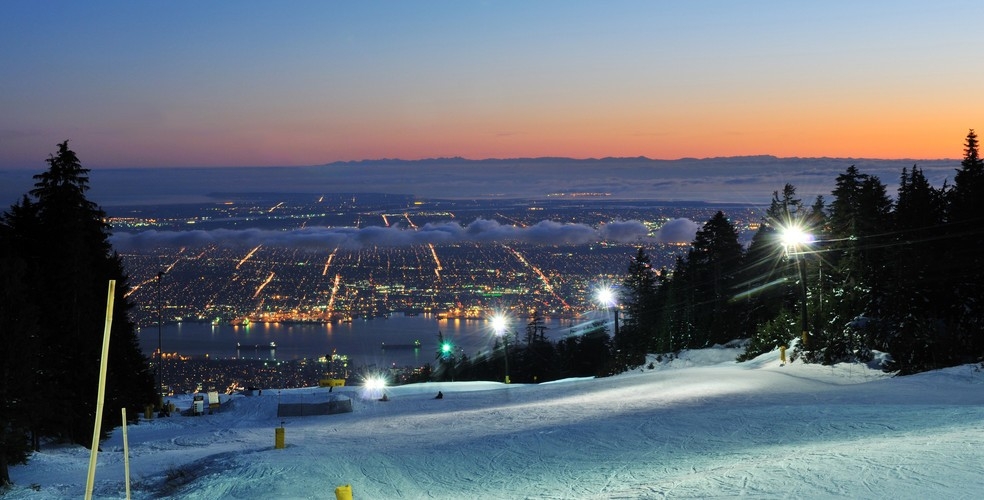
left=7, top=347, right=984, bottom=499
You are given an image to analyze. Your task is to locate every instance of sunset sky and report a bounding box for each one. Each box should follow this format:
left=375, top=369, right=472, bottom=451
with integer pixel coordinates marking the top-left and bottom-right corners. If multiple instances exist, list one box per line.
left=2, top=1, right=981, bottom=168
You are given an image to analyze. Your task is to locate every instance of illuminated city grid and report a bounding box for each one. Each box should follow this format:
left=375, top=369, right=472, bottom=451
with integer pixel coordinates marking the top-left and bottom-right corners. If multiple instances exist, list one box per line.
left=112, top=193, right=761, bottom=328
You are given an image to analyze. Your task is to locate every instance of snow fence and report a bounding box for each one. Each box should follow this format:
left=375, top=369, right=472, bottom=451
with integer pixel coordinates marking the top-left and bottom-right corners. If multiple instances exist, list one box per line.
left=277, top=393, right=353, bottom=417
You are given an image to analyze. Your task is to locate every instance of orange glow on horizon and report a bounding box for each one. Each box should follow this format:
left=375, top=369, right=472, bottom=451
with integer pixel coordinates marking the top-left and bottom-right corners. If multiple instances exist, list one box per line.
left=49, top=104, right=971, bottom=168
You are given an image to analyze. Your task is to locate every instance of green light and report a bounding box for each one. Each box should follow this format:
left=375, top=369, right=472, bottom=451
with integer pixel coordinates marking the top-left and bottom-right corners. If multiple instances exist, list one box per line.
left=441, top=342, right=453, bottom=354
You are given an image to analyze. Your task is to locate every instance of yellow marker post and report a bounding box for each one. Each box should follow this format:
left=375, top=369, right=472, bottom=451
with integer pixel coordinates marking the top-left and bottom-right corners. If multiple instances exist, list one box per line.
left=780, top=345, right=787, bottom=366
left=275, top=427, right=285, bottom=449
left=122, top=408, right=131, bottom=500
left=84, top=280, right=116, bottom=500
left=335, top=484, right=353, bottom=500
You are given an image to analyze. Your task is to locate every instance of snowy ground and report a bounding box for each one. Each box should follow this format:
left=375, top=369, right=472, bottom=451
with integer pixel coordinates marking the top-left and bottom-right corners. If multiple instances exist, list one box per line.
left=6, top=347, right=984, bottom=499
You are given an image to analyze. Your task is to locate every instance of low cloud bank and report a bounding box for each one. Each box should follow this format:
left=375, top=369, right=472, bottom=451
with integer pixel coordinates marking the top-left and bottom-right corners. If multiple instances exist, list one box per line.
left=110, top=218, right=699, bottom=250
left=656, top=218, right=701, bottom=244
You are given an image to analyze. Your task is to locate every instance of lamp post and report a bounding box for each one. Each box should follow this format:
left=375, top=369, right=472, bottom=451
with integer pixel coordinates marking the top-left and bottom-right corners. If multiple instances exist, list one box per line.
left=156, top=271, right=164, bottom=404
left=595, top=285, right=619, bottom=337
left=491, top=313, right=510, bottom=384
left=779, top=225, right=812, bottom=348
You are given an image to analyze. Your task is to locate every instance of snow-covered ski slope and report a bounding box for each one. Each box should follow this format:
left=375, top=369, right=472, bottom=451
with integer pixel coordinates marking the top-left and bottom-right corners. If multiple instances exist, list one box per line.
left=7, top=346, right=984, bottom=499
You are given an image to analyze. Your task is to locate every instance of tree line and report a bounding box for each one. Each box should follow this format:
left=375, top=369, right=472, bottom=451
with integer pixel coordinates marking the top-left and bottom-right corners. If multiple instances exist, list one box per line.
left=434, top=130, right=984, bottom=383
left=0, top=142, right=155, bottom=486
left=431, top=315, right=616, bottom=385
left=617, top=130, right=984, bottom=375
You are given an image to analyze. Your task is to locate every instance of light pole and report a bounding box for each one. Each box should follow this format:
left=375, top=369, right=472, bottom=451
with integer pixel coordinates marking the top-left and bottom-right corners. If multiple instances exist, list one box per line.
left=157, top=271, right=164, bottom=405
left=779, top=224, right=812, bottom=348
left=595, top=285, right=619, bottom=337
left=491, top=313, right=510, bottom=384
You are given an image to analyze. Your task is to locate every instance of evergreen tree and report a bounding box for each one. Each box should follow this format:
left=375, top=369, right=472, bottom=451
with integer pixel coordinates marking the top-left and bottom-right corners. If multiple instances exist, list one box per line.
left=664, top=255, right=695, bottom=350
left=858, top=174, right=894, bottom=283
left=736, top=184, right=818, bottom=360
left=619, top=247, right=658, bottom=365
left=766, top=183, right=804, bottom=223
left=649, top=267, right=674, bottom=353
left=952, top=129, right=984, bottom=218
left=0, top=220, right=41, bottom=486
left=805, top=195, right=835, bottom=353
left=824, top=167, right=868, bottom=355
left=948, top=129, right=984, bottom=357
left=762, top=185, right=811, bottom=329
left=766, top=185, right=811, bottom=319
left=878, top=166, right=952, bottom=372
left=515, top=314, right=557, bottom=382
left=523, top=314, right=548, bottom=345
left=556, top=323, right=613, bottom=378
left=0, top=141, right=155, bottom=448
left=821, top=165, right=891, bottom=364
left=733, top=224, right=793, bottom=358
left=684, top=211, right=744, bottom=346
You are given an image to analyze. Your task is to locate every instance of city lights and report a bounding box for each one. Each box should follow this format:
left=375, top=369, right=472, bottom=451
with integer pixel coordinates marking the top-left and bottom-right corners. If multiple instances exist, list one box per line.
left=116, top=196, right=764, bottom=329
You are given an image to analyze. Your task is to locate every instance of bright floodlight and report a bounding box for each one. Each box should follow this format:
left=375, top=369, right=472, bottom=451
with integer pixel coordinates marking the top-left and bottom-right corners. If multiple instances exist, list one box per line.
left=779, top=223, right=813, bottom=250
left=361, top=373, right=389, bottom=400
left=490, top=313, right=508, bottom=336
left=363, top=375, right=387, bottom=391
left=596, top=285, right=617, bottom=308
left=441, top=342, right=453, bottom=355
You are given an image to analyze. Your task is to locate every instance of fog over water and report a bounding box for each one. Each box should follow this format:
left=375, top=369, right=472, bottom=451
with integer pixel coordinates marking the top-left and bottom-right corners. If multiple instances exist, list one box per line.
left=0, top=156, right=959, bottom=209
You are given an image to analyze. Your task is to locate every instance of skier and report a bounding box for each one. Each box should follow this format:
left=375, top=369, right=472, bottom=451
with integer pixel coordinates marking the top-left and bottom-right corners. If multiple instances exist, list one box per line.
left=434, top=391, right=444, bottom=399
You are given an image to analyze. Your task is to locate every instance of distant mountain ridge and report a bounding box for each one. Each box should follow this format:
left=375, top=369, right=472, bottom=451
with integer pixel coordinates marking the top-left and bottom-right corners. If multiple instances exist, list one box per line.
left=322, top=154, right=955, bottom=167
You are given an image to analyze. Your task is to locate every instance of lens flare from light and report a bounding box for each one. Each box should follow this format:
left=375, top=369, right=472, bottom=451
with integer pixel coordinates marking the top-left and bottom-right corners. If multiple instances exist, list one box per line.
left=778, top=223, right=814, bottom=249
left=363, top=376, right=387, bottom=391
left=595, top=285, right=617, bottom=308
left=490, top=312, right=509, bottom=336
left=361, top=373, right=389, bottom=400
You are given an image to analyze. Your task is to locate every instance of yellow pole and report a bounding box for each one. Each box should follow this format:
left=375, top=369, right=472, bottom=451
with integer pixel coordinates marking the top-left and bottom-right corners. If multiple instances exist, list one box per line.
left=84, top=280, right=116, bottom=500
left=275, top=426, right=285, bottom=449
left=122, top=408, right=131, bottom=500
left=335, top=484, right=353, bottom=500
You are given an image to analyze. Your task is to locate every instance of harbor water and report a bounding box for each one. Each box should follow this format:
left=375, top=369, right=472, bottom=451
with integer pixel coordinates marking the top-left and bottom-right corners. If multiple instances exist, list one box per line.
left=139, top=314, right=597, bottom=368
